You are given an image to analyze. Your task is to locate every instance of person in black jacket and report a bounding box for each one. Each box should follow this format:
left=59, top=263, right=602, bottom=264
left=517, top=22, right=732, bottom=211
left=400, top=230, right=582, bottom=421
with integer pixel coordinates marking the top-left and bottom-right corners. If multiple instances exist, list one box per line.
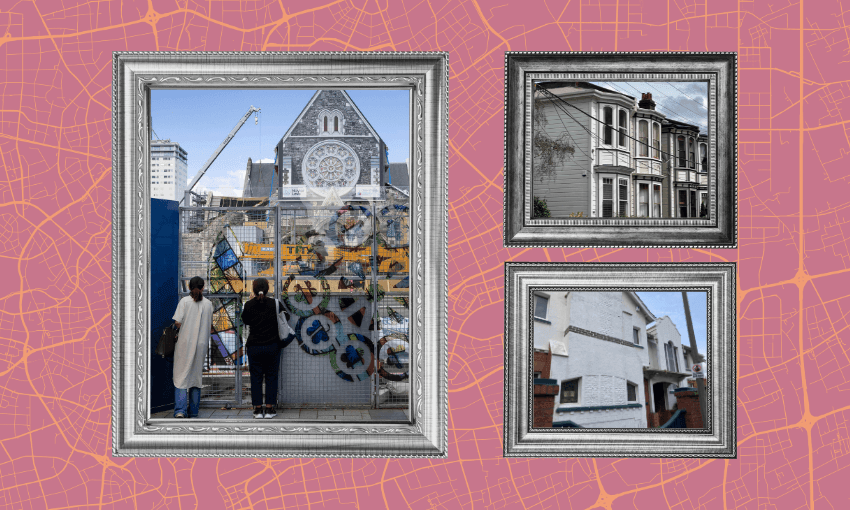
left=241, top=278, right=290, bottom=419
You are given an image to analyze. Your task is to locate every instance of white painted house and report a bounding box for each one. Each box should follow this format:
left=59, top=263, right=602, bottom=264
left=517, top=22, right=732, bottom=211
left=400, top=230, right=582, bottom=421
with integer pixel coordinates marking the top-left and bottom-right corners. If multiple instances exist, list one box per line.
left=645, top=316, right=692, bottom=415
left=533, top=291, right=655, bottom=428
left=533, top=291, right=692, bottom=428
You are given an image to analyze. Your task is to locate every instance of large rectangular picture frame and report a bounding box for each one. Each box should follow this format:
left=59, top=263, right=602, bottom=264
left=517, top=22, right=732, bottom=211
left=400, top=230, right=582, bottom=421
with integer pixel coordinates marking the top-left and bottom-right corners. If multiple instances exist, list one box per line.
left=112, top=52, right=448, bottom=458
left=504, top=263, right=736, bottom=458
left=503, top=52, right=737, bottom=248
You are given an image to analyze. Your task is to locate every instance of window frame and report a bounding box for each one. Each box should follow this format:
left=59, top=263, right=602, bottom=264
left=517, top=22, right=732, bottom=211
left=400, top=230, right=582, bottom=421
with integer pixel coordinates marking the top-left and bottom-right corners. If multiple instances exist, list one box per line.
left=638, top=182, right=649, bottom=217
left=627, top=382, right=638, bottom=402
left=652, top=122, right=661, bottom=159
left=633, top=327, right=640, bottom=345
left=688, top=137, right=695, bottom=169
left=677, top=135, right=687, bottom=167
left=533, top=294, right=549, bottom=321
left=560, top=378, right=579, bottom=404
left=602, top=106, right=613, bottom=145
left=618, top=109, right=628, bottom=147
left=653, top=184, right=662, bottom=218
left=601, top=177, right=614, bottom=218
left=638, top=119, right=648, bottom=157
left=618, top=177, right=629, bottom=218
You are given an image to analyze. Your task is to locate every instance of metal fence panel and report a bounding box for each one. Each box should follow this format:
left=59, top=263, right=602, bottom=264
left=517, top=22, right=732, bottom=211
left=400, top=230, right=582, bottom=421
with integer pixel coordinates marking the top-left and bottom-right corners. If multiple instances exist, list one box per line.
left=179, top=190, right=410, bottom=409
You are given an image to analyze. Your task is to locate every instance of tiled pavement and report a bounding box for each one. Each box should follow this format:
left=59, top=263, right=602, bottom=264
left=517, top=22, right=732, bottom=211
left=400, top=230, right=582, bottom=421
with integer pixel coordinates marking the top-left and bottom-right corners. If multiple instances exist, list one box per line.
left=151, top=407, right=409, bottom=421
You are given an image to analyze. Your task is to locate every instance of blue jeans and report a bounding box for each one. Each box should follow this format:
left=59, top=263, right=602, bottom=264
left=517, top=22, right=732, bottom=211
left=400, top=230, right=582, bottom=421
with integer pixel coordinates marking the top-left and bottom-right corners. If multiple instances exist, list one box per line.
left=174, top=387, right=201, bottom=417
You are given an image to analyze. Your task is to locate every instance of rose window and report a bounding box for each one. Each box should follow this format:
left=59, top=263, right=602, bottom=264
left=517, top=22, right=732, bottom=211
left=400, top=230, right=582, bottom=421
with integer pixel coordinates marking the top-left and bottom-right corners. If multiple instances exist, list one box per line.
left=302, top=141, right=360, bottom=196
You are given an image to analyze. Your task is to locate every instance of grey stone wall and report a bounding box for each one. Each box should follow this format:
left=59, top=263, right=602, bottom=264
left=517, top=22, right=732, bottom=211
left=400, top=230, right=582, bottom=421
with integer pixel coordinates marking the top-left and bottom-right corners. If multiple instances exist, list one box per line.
left=279, top=90, right=383, bottom=187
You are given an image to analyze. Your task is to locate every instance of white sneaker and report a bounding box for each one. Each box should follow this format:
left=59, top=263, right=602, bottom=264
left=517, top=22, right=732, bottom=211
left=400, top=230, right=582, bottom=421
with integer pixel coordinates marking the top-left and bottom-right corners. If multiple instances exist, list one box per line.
left=264, top=407, right=277, bottom=419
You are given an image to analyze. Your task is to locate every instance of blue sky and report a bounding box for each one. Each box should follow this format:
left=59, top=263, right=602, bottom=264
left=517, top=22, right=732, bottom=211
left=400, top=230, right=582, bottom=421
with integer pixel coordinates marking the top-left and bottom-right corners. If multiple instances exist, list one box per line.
left=150, top=89, right=410, bottom=196
left=589, top=81, right=708, bottom=134
left=637, top=291, right=708, bottom=358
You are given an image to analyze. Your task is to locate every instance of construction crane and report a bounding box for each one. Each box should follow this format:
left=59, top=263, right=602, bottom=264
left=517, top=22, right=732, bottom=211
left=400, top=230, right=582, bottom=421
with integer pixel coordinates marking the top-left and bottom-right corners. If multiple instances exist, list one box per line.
left=179, top=105, right=261, bottom=205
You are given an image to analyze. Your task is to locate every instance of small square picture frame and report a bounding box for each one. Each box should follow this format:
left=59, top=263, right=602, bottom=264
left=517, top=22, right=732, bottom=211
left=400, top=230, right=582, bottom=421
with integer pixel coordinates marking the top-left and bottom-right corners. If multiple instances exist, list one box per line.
left=504, top=262, right=736, bottom=458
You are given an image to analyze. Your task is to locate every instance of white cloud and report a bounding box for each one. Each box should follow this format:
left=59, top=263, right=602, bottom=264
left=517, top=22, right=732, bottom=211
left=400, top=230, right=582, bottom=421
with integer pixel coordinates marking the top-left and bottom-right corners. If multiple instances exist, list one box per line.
left=190, top=167, right=246, bottom=197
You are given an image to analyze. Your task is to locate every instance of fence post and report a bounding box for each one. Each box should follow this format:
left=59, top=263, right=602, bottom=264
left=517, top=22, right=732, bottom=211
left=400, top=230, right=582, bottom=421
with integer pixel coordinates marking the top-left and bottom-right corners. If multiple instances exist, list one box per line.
left=275, top=205, right=282, bottom=406
left=371, top=203, right=379, bottom=408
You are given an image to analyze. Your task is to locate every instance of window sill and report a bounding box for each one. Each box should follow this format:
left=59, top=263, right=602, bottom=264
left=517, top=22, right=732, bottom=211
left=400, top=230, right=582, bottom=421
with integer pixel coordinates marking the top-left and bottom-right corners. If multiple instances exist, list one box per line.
left=533, top=317, right=551, bottom=324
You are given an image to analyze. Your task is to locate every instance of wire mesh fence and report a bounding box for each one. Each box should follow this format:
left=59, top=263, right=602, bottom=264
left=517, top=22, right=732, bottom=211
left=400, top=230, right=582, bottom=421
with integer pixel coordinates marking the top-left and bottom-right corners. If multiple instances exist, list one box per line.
left=178, top=190, right=410, bottom=409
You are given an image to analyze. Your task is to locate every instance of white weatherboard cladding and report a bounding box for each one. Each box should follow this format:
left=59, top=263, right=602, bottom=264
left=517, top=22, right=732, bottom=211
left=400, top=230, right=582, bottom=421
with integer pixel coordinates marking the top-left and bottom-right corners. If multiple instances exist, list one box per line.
left=533, top=98, right=591, bottom=217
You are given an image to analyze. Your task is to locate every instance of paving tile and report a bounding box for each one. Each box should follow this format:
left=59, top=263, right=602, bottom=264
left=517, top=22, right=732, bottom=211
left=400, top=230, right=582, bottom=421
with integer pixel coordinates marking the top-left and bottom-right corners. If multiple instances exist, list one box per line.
left=299, top=410, right=318, bottom=419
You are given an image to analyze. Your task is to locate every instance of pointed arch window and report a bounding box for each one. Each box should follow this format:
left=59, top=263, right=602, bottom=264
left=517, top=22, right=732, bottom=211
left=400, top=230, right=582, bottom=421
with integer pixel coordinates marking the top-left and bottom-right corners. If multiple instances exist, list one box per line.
left=334, top=116, right=339, bottom=132
left=323, top=116, right=328, bottom=132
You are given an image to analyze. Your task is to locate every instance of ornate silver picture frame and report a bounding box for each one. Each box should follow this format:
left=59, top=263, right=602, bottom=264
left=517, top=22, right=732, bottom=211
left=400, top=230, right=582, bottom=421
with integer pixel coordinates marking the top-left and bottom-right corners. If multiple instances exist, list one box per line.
left=503, top=52, right=737, bottom=248
left=112, top=52, right=448, bottom=457
left=504, top=263, right=736, bottom=458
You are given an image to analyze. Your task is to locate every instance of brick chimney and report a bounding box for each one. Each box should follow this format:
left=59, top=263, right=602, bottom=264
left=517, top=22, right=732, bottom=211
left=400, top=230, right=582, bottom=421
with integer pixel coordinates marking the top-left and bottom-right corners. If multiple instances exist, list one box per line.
left=639, top=92, right=656, bottom=110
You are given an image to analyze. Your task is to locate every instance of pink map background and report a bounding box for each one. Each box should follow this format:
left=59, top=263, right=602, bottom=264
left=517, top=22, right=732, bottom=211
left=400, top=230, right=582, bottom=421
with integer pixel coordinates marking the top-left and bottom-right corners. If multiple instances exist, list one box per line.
left=1, top=0, right=848, bottom=508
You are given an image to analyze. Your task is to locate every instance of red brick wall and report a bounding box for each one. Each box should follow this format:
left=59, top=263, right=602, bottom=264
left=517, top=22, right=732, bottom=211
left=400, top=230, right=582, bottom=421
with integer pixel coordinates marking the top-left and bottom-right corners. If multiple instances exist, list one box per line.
left=533, top=384, right=557, bottom=427
left=533, top=350, right=552, bottom=379
left=675, top=391, right=704, bottom=429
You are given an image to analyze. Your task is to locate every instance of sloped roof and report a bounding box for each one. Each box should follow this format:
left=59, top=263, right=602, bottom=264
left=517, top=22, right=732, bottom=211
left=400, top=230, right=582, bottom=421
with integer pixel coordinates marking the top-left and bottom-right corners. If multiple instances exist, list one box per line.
left=387, top=162, right=409, bottom=188
left=536, top=80, right=635, bottom=100
left=242, top=158, right=277, bottom=198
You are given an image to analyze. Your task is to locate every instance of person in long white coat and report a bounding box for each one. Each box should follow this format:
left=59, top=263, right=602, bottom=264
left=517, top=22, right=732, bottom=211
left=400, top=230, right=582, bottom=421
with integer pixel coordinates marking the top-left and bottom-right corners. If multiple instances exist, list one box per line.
left=172, top=276, right=213, bottom=418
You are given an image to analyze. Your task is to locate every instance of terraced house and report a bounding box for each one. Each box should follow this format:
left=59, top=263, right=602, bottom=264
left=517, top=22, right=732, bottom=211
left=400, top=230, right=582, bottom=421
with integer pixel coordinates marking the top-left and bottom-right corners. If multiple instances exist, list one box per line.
left=532, top=82, right=707, bottom=218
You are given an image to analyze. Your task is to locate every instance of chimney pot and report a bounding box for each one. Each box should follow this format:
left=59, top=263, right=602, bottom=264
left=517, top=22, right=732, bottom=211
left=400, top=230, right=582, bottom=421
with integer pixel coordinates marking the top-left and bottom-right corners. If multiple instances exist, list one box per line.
left=638, top=92, right=656, bottom=110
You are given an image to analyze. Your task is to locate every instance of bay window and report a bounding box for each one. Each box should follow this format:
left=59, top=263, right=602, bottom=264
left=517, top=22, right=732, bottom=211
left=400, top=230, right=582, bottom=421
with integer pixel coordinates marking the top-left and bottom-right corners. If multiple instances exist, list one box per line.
left=677, top=136, right=687, bottom=167
left=603, top=107, right=613, bottom=145
left=599, top=176, right=629, bottom=218
left=639, top=120, right=648, bottom=157
left=699, top=142, right=707, bottom=172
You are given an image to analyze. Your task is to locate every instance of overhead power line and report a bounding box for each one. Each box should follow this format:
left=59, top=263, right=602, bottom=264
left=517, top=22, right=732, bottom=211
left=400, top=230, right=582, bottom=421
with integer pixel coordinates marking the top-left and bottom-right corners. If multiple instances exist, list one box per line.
left=645, top=82, right=710, bottom=125
left=667, top=82, right=708, bottom=111
left=537, top=87, right=683, bottom=163
left=608, top=82, right=706, bottom=130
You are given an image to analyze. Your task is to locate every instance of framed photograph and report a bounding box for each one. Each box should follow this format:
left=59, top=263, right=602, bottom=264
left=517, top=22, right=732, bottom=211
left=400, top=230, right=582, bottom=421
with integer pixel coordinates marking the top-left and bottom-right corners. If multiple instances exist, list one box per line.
left=112, top=52, right=448, bottom=457
left=504, top=263, right=736, bottom=458
left=503, top=52, right=737, bottom=248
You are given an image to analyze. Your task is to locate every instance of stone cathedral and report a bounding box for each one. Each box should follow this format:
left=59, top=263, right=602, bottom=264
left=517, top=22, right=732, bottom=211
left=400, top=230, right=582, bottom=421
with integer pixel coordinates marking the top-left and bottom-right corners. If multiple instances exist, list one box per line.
left=242, top=89, right=397, bottom=201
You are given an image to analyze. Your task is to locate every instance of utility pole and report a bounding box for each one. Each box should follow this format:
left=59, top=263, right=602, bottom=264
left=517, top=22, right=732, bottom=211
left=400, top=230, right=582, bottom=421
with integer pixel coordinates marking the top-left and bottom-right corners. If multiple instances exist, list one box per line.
left=682, top=292, right=707, bottom=428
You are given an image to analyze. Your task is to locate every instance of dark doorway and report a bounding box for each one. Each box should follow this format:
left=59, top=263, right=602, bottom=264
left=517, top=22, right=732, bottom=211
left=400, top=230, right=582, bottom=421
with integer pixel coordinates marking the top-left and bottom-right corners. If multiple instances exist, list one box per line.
left=653, top=382, right=667, bottom=412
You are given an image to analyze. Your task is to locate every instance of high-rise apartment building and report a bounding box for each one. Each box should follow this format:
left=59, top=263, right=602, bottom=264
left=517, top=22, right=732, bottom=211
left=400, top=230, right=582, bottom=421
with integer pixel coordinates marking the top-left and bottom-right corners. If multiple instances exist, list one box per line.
left=150, top=140, right=188, bottom=200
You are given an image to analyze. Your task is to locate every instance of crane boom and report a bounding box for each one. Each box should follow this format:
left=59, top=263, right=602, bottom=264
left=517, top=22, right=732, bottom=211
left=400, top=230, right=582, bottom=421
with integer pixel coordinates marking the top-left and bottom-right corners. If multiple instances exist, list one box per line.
left=180, top=105, right=261, bottom=204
